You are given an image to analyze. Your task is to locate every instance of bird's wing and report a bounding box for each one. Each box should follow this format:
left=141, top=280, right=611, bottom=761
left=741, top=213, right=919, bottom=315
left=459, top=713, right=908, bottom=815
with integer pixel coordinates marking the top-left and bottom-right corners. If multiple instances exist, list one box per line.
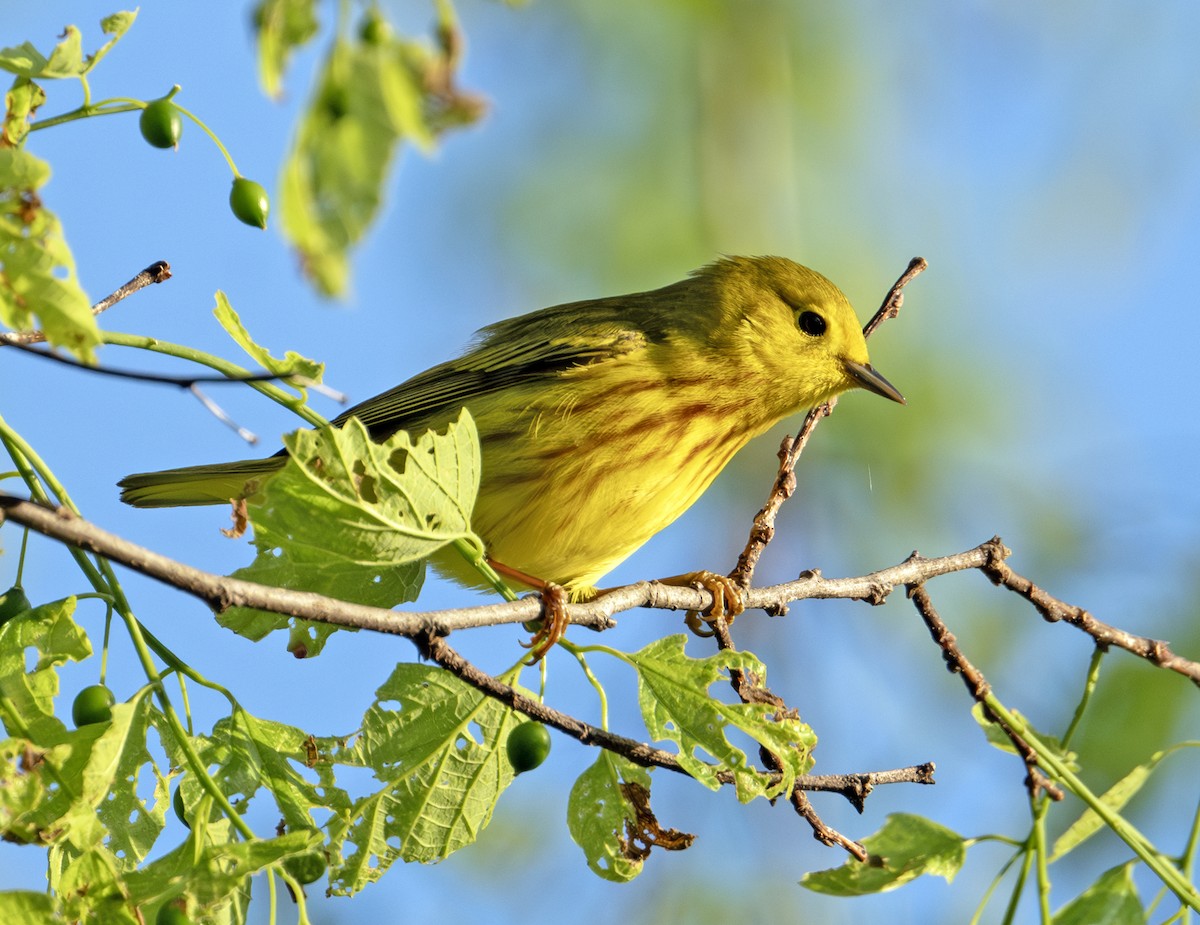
left=329, top=298, right=649, bottom=441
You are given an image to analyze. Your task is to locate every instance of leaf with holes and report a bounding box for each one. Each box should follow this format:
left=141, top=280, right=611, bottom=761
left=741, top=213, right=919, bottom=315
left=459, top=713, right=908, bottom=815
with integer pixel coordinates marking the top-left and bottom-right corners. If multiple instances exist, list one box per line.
left=324, top=663, right=524, bottom=891
left=567, top=751, right=652, bottom=882
left=628, top=635, right=816, bottom=803
left=218, top=411, right=480, bottom=655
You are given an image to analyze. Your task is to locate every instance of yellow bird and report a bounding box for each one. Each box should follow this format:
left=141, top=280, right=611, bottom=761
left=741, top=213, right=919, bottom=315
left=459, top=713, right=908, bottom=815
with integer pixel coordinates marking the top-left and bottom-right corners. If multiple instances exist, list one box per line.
left=120, top=256, right=903, bottom=612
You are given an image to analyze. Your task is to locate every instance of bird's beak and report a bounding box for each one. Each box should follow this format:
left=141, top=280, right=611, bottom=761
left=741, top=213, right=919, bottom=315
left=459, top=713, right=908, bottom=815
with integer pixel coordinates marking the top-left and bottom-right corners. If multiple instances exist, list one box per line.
left=843, top=359, right=905, bottom=404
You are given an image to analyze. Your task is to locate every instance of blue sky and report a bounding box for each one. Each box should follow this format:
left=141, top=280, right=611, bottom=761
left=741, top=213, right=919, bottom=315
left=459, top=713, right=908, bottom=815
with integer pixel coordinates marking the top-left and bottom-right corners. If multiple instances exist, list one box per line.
left=4, top=3, right=1200, bottom=923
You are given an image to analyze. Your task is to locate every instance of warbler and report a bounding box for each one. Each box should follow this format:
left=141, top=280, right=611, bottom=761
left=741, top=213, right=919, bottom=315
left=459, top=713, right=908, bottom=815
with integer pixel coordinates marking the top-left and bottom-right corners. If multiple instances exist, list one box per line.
left=120, top=256, right=904, bottom=601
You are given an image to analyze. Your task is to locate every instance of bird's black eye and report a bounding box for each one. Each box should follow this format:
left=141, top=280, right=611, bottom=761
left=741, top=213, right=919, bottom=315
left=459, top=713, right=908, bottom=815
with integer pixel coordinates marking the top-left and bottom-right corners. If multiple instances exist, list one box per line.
left=797, top=311, right=827, bottom=337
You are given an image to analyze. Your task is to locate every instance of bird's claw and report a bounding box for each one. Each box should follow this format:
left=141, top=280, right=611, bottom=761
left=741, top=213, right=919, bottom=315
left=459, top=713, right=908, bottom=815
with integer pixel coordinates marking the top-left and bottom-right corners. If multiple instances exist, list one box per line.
left=675, top=570, right=745, bottom=637
left=521, top=582, right=569, bottom=663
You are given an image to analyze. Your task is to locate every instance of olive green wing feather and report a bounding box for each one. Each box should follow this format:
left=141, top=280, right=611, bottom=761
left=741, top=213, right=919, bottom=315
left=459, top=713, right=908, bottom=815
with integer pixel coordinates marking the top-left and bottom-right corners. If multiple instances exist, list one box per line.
left=119, top=297, right=651, bottom=508
left=329, top=297, right=651, bottom=441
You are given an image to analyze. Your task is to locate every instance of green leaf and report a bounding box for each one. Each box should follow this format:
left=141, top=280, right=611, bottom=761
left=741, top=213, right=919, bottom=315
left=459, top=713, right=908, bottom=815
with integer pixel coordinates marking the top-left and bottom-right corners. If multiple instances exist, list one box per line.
left=1052, top=863, right=1143, bottom=925
left=92, top=695, right=167, bottom=868
left=972, top=702, right=1078, bottom=771
left=190, top=711, right=348, bottom=829
left=801, top=813, right=966, bottom=895
left=628, top=635, right=816, bottom=802
left=0, top=147, right=99, bottom=361
left=325, top=664, right=522, bottom=890
left=278, top=16, right=483, bottom=296
left=0, top=43, right=50, bottom=79
left=253, top=0, right=321, bottom=99
left=0, top=891, right=60, bottom=922
left=1049, top=744, right=1193, bottom=861
left=219, top=412, right=480, bottom=655
left=42, top=26, right=85, bottom=78
left=0, top=596, right=91, bottom=740
left=4, top=77, right=47, bottom=146
left=212, top=291, right=324, bottom=394
left=87, top=11, right=139, bottom=73
left=54, top=844, right=138, bottom=925
left=124, top=828, right=320, bottom=915
left=567, top=751, right=653, bottom=882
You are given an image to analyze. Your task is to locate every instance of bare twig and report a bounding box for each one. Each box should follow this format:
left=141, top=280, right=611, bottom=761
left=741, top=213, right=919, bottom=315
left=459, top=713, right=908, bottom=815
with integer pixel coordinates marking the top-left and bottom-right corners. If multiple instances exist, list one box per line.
left=982, top=558, right=1200, bottom=688
left=908, top=581, right=1063, bottom=801
left=791, top=788, right=868, bottom=861
left=0, top=261, right=172, bottom=348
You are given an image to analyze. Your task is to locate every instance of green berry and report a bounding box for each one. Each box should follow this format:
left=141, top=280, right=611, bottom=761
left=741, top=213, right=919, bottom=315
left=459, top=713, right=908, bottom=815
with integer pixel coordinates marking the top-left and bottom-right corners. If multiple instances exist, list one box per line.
left=283, top=850, right=327, bottom=885
left=72, top=684, right=116, bottom=727
left=172, top=784, right=189, bottom=828
left=506, top=721, right=551, bottom=773
left=229, top=177, right=270, bottom=229
left=155, top=901, right=192, bottom=925
left=359, top=8, right=393, bottom=45
left=0, top=586, right=31, bottom=625
left=139, top=99, right=183, bottom=149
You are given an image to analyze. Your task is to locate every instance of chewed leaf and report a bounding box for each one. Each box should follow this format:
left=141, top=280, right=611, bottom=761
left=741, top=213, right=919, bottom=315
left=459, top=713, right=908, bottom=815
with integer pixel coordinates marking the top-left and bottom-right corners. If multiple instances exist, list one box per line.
left=0, top=148, right=99, bottom=361
left=802, top=813, right=966, bottom=896
left=628, top=635, right=815, bottom=803
left=213, top=291, right=324, bottom=395
left=324, top=664, right=523, bottom=890
left=219, top=411, right=481, bottom=654
left=567, top=753, right=662, bottom=882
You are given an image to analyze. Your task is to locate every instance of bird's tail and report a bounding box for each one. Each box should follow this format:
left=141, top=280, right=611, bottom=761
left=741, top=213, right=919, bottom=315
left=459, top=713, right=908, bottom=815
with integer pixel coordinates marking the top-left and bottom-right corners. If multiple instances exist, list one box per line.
left=118, top=457, right=286, bottom=508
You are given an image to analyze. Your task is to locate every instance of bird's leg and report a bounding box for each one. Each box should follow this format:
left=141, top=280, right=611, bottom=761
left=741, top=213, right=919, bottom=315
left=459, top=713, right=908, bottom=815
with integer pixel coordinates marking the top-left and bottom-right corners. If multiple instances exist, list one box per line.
left=487, top=557, right=571, bottom=663
left=656, top=571, right=746, bottom=637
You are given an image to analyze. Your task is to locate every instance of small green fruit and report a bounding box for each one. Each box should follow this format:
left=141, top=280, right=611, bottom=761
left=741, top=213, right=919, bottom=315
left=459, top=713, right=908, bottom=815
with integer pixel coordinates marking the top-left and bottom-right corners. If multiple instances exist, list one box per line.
left=0, top=586, right=31, bottom=625
left=506, top=721, right=551, bottom=773
left=155, top=901, right=192, bottom=925
left=283, top=850, right=327, bottom=885
left=229, top=177, right=270, bottom=229
left=72, top=684, right=116, bottom=727
left=359, top=8, right=393, bottom=45
left=139, top=99, right=183, bottom=149
left=173, top=784, right=189, bottom=828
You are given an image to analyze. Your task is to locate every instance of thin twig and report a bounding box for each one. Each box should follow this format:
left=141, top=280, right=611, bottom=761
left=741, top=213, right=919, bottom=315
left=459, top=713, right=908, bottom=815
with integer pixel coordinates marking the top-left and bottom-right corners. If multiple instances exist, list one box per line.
left=0, top=261, right=172, bottom=347
left=1, top=339, right=297, bottom=386
left=908, top=580, right=1063, bottom=801
left=982, top=557, right=1200, bottom=688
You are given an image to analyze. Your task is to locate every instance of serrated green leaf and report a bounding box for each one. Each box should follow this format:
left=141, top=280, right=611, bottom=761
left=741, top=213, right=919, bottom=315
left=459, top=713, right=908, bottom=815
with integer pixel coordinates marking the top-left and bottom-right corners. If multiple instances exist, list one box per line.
left=1052, top=863, right=1143, bottom=925
left=567, top=751, right=652, bottom=882
left=628, top=635, right=815, bottom=802
left=801, top=813, right=966, bottom=896
left=4, top=77, right=47, bottom=146
left=55, top=844, right=137, bottom=924
left=325, top=664, right=522, bottom=890
left=0, top=147, right=99, bottom=361
left=190, top=711, right=348, bottom=830
left=92, top=694, right=167, bottom=867
left=219, top=413, right=479, bottom=655
left=0, top=597, right=90, bottom=740
left=212, top=290, right=324, bottom=392
left=254, top=0, right=321, bottom=99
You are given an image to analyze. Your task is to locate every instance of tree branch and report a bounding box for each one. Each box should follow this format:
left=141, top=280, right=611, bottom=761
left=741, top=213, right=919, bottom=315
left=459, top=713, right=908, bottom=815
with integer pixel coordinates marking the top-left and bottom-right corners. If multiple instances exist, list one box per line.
left=0, top=261, right=173, bottom=348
